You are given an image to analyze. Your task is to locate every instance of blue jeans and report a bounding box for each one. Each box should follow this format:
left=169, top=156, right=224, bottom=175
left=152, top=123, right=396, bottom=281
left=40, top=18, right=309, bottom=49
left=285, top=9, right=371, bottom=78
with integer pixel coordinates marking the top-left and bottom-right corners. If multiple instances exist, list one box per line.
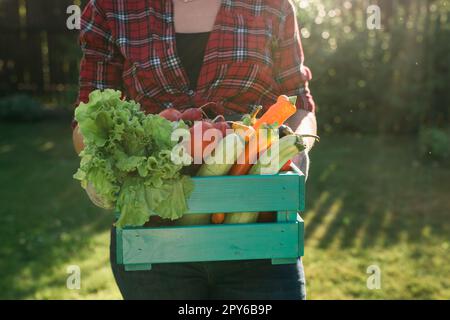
left=110, top=228, right=306, bottom=300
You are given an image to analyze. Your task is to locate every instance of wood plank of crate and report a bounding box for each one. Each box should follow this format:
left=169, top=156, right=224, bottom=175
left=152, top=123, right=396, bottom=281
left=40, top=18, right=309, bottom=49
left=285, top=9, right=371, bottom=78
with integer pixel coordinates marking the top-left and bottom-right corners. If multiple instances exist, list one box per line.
left=272, top=211, right=301, bottom=264
left=121, top=222, right=301, bottom=266
left=186, top=173, right=305, bottom=214
left=113, top=173, right=305, bottom=219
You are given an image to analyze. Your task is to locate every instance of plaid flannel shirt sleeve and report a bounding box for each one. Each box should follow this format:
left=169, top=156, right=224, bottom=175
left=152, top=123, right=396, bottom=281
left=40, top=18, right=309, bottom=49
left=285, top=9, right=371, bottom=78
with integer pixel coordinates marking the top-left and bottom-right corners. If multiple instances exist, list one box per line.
left=274, top=0, right=315, bottom=113
left=77, top=0, right=123, bottom=104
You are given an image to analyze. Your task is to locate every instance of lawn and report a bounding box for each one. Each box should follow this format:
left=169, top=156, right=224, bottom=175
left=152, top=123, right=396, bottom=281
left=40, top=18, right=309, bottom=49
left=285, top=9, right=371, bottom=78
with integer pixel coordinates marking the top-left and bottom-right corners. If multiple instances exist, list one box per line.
left=0, top=122, right=449, bottom=299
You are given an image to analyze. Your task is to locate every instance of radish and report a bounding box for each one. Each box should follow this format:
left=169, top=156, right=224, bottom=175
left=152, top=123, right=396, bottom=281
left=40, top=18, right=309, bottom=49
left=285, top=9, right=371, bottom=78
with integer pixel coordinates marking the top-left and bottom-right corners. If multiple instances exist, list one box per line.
left=212, top=115, right=226, bottom=123
left=213, top=121, right=230, bottom=137
left=181, top=108, right=203, bottom=121
left=210, top=115, right=229, bottom=137
left=189, top=121, right=222, bottom=164
left=159, top=108, right=182, bottom=121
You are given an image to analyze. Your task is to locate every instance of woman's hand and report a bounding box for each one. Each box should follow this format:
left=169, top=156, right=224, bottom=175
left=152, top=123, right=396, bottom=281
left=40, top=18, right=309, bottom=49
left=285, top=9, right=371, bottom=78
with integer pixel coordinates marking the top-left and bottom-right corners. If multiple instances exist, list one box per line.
left=73, top=126, right=112, bottom=209
left=292, top=151, right=310, bottom=180
left=286, top=109, right=317, bottom=179
left=72, top=125, right=85, bottom=154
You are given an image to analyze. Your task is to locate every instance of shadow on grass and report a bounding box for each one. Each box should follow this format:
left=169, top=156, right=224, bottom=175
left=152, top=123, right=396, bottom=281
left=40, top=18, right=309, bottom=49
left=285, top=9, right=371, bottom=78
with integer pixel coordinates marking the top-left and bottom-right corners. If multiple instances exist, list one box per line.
left=304, top=134, right=450, bottom=250
left=0, top=122, right=115, bottom=299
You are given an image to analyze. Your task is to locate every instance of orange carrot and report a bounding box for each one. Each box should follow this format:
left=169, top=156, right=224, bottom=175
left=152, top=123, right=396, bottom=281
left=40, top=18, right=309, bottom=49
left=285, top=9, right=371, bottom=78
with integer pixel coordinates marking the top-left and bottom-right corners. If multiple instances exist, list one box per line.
left=228, top=95, right=297, bottom=176
left=211, top=213, right=225, bottom=224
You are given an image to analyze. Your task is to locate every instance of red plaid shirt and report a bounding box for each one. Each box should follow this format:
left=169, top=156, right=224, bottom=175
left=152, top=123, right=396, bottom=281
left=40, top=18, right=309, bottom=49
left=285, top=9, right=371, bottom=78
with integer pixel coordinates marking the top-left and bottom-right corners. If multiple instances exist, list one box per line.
left=78, top=0, right=315, bottom=115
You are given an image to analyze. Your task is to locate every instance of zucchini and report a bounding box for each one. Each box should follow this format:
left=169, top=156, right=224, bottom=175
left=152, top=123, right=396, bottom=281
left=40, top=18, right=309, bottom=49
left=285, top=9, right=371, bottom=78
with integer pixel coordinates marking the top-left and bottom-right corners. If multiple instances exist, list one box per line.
left=197, top=133, right=245, bottom=176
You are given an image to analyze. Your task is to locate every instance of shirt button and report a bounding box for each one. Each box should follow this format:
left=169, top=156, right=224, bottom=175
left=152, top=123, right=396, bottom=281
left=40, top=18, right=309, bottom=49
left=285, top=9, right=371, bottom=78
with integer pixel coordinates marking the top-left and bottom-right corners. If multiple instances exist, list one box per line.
left=187, top=89, right=194, bottom=96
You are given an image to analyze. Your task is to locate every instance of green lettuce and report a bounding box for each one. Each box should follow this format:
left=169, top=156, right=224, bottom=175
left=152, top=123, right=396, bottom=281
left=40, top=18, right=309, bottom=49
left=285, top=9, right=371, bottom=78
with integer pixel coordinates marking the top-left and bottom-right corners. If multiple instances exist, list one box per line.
left=74, top=89, right=193, bottom=228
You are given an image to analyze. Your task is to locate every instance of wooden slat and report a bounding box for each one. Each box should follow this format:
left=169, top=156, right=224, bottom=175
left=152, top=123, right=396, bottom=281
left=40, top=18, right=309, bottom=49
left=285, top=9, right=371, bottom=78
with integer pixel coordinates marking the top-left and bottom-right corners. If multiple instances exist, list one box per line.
left=115, top=227, right=123, bottom=264
left=271, top=258, right=298, bottom=265
left=114, top=173, right=304, bottom=218
left=186, top=173, right=305, bottom=214
left=125, top=263, right=152, bottom=271
left=277, top=211, right=298, bottom=222
left=298, top=215, right=305, bottom=257
left=121, top=222, right=302, bottom=265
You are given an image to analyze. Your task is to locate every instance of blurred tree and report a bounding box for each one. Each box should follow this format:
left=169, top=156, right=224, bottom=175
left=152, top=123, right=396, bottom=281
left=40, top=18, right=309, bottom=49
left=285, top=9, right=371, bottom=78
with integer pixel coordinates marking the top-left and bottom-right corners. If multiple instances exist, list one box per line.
left=297, top=0, right=449, bottom=134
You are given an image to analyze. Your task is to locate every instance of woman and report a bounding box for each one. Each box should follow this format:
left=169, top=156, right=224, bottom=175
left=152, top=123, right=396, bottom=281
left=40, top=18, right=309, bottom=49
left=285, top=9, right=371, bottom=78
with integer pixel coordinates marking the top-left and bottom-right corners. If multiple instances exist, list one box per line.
left=73, top=0, right=317, bottom=300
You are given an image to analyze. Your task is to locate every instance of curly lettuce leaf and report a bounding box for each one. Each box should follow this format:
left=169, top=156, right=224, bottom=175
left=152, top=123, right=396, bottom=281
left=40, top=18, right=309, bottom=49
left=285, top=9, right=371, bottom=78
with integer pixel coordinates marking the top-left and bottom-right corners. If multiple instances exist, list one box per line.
left=73, top=89, right=194, bottom=228
left=115, top=178, right=152, bottom=227
left=154, top=176, right=194, bottom=220
left=115, top=175, right=194, bottom=228
left=73, top=146, right=119, bottom=206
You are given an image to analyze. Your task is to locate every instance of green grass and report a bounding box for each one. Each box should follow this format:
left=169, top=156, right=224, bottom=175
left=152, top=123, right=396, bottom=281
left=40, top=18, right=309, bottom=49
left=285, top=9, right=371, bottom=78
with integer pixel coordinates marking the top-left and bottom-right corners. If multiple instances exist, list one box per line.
left=0, top=122, right=449, bottom=299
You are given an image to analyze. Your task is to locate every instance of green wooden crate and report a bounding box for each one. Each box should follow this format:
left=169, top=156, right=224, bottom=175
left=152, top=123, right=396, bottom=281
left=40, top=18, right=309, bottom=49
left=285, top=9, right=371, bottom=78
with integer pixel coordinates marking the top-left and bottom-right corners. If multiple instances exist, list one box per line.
left=116, top=172, right=305, bottom=271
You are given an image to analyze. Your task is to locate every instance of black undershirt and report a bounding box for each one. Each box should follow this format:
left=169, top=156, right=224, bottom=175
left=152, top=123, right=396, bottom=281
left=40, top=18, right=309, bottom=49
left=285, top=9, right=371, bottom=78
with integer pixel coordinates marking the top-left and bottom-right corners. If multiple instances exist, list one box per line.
left=175, top=32, right=210, bottom=91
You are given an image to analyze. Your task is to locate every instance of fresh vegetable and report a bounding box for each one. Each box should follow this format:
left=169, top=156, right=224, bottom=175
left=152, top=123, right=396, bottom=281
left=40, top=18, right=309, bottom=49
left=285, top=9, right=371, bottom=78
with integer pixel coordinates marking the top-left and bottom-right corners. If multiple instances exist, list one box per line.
left=278, top=125, right=295, bottom=171
left=230, top=121, right=255, bottom=142
left=278, top=125, right=321, bottom=171
left=231, top=106, right=262, bottom=141
left=224, top=134, right=307, bottom=224
left=197, top=133, right=245, bottom=176
left=229, top=124, right=279, bottom=176
left=189, top=121, right=222, bottom=164
left=177, top=133, right=245, bottom=225
left=181, top=108, right=203, bottom=121
left=211, top=213, right=226, bottom=224
left=253, top=95, right=297, bottom=131
left=201, top=132, right=246, bottom=225
left=242, top=105, right=263, bottom=127
left=250, top=135, right=306, bottom=175
left=73, top=89, right=194, bottom=228
left=159, top=108, right=182, bottom=121
left=213, top=121, right=230, bottom=137
left=280, top=160, right=293, bottom=172
left=228, top=96, right=297, bottom=176
left=278, top=124, right=295, bottom=138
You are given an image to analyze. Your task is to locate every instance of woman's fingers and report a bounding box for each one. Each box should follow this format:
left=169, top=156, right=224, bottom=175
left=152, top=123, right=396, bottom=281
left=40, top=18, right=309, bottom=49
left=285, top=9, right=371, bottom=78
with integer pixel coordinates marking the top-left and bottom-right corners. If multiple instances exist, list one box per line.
left=291, top=151, right=310, bottom=180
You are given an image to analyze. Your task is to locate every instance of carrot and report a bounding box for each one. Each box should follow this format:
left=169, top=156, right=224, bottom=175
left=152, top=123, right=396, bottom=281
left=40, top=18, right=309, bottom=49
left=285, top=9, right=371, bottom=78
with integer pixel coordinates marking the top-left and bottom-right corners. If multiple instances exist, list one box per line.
left=211, top=213, right=225, bottom=224
left=228, top=95, right=297, bottom=176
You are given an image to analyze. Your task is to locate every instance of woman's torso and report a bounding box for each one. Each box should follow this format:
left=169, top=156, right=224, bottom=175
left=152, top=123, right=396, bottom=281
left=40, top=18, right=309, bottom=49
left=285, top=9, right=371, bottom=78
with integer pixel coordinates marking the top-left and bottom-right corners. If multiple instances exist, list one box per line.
left=95, top=0, right=287, bottom=115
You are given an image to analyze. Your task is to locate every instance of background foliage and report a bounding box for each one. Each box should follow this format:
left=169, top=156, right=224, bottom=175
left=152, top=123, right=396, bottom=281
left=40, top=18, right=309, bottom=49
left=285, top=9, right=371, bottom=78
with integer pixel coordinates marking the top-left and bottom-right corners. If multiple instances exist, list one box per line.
left=0, top=0, right=449, bottom=135
left=298, top=0, right=449, bottom=134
